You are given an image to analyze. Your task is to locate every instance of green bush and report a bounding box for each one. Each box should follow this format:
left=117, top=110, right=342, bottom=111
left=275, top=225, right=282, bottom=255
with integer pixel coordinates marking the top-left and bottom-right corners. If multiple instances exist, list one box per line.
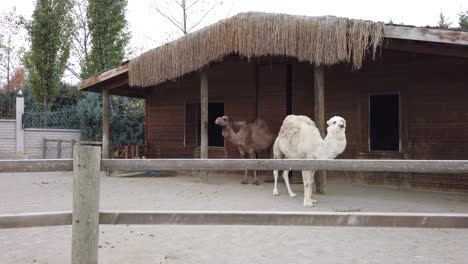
left=77, top=93, right=144, bottom=145
left=77, top=93, right=103, bottom=141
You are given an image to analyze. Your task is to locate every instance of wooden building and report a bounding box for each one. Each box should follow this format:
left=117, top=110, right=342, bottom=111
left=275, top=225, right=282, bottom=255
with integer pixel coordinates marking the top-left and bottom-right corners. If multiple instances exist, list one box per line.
left=79, top=12, right=468, bottom=192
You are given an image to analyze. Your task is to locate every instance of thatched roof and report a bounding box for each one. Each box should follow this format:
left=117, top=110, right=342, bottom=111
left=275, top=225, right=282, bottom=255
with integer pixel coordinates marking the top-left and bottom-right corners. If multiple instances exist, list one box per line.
left=129, top=12, right=384, bottom=88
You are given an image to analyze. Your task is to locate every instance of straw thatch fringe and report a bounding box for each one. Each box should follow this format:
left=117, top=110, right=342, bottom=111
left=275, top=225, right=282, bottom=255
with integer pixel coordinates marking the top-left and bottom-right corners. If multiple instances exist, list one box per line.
left=129, top=12, right=384, bottom=87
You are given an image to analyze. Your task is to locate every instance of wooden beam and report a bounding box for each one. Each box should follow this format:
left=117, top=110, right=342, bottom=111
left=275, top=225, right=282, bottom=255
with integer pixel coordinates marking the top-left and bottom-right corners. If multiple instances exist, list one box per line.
left=56, top=139, right=62, bottom=159
left=3, top=211, right=468, bottom=229
left=102, top=90, right=110, bottom=159
left=70, top=139, right=75, bottom=159
left=200, top=68, right=209, bottom=183
left=72, top=146, right=101, bottom=264
left=2, top=158, right=468, bottom=174
left=78, top=62, right=129, bottom=90
left=0, top=159, right=73, bottom=173
left=255, top=64, right=261, bottom=119
left=41, top=137, right=47, bottom=159
left=144, top=98, right=148, bottom=157
left=314, top=66, right=327, bottom=194
left=314, top=66, right=325, bottom=134
left=92, top=76, right=130, bottom=92
left=99, top=211, right=468, bottom=228
left=384, top=25, right=468, bottom=46
left=0, top=212, right=72, bottom=229
left=101, top=159, right=468, bottom=174
left=384, top=39, right=468, bottom=58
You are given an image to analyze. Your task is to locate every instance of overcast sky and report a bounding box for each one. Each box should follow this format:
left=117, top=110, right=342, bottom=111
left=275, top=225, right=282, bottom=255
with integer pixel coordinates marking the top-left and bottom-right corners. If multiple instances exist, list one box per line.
left=1, top=0, right=467, bottom=82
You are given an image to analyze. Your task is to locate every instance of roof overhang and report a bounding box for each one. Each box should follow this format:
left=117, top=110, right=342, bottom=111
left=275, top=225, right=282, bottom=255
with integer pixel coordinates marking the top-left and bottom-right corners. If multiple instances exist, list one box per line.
left=78, top=61, right=147, bottom=98
left=78, top=24, right=468, bottom=96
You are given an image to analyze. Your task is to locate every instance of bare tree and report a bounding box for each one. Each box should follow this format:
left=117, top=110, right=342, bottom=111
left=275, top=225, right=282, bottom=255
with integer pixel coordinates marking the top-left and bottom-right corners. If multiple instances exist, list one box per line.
left=0, top=7, right=25, bottom=92
left=152, top=0, right=224, bottom=36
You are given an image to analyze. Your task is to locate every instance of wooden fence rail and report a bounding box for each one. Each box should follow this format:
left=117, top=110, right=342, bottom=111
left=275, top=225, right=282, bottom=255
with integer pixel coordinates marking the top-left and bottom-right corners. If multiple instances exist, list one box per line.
left=101, top=159, right=468, bottom=173
left=0, top=211, right=72, bottom=229
left=2, top=159, right=468, bottom=174
left=2, top=211, right=468, bottom=229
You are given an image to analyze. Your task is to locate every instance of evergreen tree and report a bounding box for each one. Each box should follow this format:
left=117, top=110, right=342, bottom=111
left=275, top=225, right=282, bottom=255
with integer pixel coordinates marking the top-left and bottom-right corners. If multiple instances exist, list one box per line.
left=77, top=0, right=143, bottom=146
left=23, top=0, right=73, bottom=111
left=81, top=0, right=129, bottom=78
left=77, top=92, right=102, bottom=141
left=109, top=97, right=144, bottom=145
left=459, top=10, right=468, bottom=29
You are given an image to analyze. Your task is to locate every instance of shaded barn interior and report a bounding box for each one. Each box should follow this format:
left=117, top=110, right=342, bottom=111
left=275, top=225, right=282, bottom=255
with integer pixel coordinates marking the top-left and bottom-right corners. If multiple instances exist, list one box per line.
left=141, top=51, right=468, bottom=191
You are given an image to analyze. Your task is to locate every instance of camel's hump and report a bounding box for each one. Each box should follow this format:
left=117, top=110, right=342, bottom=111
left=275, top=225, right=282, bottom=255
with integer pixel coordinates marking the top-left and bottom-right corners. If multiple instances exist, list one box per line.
left=283, top=115, right=316, bottom=127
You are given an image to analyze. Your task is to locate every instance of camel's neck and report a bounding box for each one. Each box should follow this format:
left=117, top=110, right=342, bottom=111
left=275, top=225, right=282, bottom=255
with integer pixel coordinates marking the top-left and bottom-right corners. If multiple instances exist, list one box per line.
left=318, top=132, right=346, bottom=159
left=223, top=125, right=242, bottom=145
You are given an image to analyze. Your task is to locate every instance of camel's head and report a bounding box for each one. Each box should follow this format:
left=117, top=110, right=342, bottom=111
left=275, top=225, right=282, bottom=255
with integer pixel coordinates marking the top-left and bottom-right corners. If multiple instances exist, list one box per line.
left=326, top=116, right=346, bottom=134
left=215, top=115, right=231, bottom=127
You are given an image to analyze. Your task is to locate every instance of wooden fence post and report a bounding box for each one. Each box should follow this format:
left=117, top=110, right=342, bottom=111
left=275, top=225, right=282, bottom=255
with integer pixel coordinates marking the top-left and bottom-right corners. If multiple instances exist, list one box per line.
left=72, top=145, right=101, bottom=264
left=70, top=139, right=75, bottom=159
left=56, top=139, right=62, bottom=159
left=41, top=138, right=47, bottom=159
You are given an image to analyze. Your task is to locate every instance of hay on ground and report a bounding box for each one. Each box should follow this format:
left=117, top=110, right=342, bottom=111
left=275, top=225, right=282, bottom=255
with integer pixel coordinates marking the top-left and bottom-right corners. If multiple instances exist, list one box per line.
left=129, top=12, right=384, bottom=87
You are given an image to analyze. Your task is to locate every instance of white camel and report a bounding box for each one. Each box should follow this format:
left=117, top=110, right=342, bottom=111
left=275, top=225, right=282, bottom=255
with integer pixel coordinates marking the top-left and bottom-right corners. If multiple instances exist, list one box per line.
left=272, top=115, right=347, bottom=206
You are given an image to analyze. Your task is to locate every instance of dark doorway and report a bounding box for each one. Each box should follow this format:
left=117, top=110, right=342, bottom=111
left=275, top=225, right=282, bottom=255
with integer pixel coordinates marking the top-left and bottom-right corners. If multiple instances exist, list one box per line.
left=208, top=103, right=224, bottom=147
left=185, top=102, right=224, bottom=147
left=369, top=94, right=400, bottom=151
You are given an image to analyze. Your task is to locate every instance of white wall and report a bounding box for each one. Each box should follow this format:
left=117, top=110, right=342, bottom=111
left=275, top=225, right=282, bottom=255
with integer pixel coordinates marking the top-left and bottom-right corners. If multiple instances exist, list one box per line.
left=0, top=119, right=16, bottom=155
left=24, top=128, right=81, bottom=159
left=1, top=96, right=82, bottom=159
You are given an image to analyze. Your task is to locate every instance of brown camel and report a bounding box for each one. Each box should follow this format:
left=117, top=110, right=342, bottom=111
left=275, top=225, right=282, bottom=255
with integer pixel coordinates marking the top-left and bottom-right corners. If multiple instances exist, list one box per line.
left=215, top=115, right=274, bottom=185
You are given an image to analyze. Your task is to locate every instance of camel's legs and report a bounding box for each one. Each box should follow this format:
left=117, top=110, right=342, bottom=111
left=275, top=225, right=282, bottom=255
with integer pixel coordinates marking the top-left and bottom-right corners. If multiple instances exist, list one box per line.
left=302, top=170, right=317, bottom=207
left=273, top=170, right=280, bottom=195
left=239, top=148, right=249, bottom=184
left=282, top=170, right=296, bottom=197
left=248, top=151, right=259, bottom=185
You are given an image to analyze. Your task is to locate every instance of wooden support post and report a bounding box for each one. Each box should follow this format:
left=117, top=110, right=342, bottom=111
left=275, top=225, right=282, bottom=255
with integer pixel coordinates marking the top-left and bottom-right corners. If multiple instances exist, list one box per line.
left=56, top=139, right=62, bottom=159
left=314, top=66, right=327, bottom=194
left=102, top=90, right=110, bottom=159
left=72, top=145, right=101, bottom=264
left=136, top=145, right=140, bottom=159
left=41, top=138, right=47, bottom=159
left=124, top=145, right=128, bottom=159
left=70, top=139, right=75, bottom=158
left=255, top=64, right=261, bottom=119
left=200, top=68, right=209, bottom=183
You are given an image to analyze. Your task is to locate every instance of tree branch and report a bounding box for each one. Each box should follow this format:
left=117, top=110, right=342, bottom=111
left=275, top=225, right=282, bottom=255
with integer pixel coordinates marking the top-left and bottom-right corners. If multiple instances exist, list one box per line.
left=66, top=65, right=82, bottom=80
left=155, top=7, right=186, bottom=34
left=188, top=1, right=222, bottom=32
left=186, top=0, right=203, bottom=10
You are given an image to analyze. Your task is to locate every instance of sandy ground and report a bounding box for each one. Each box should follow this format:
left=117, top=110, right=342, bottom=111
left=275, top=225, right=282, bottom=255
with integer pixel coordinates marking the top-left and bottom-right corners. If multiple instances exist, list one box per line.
left=1, top=172, right=468, bottom=264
